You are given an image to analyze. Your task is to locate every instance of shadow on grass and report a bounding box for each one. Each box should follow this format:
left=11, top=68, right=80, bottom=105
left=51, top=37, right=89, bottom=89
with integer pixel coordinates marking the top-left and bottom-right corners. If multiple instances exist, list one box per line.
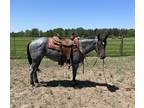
left=40, top=80, right=119, bottom=92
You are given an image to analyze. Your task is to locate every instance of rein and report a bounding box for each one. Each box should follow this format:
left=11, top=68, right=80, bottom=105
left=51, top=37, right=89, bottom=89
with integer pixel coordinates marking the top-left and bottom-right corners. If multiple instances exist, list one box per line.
left=102, top=59, right=107, bottom=84
left=102, top=59, right=114, bottom=84
left=93, top=42, right=114, bottom=84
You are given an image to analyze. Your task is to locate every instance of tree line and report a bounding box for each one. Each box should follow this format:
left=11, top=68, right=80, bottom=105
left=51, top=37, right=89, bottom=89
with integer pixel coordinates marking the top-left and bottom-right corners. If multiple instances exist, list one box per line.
left=10, top=27, right=135, bottom=38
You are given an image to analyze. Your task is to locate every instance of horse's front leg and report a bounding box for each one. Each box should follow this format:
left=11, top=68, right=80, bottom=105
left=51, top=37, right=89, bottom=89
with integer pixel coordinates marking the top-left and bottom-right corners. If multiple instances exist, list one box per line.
left=72, top=63, right=79, bottom=86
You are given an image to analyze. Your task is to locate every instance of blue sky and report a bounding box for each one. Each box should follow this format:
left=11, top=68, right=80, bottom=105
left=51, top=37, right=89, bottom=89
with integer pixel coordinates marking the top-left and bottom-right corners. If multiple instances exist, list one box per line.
left=11, top=0, right=135, bottom=32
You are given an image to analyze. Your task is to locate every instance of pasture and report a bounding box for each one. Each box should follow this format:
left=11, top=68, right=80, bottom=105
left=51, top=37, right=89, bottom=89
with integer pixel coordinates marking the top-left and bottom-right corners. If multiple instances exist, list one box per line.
left=10, top=37, right=135, bottom=58
left=10, top=56, right=134, bottom=108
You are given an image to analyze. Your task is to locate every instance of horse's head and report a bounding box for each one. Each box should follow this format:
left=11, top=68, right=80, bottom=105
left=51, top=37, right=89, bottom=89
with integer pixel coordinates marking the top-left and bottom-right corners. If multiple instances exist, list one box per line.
left=95, top=33, right=108, bottom=59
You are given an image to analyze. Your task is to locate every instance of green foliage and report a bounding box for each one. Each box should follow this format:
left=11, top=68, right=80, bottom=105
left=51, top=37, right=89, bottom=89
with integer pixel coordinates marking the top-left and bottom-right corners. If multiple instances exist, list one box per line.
left=126, top=29, right=135, bottom=37
left=10, top=28, right=135, bottom=38
left=31, top=28, right=39, bottom=36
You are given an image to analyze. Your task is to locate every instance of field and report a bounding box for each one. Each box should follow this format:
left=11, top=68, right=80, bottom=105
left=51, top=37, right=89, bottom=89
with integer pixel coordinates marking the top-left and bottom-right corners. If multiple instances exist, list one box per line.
left=10, top=37, right=135, bottom=58
left=11, top=56, right=135, bottom=108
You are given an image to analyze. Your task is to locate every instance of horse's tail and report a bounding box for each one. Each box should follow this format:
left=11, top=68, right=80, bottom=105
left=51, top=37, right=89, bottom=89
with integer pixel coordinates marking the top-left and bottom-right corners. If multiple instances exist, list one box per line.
left=27, top=42, right=32, bottom=65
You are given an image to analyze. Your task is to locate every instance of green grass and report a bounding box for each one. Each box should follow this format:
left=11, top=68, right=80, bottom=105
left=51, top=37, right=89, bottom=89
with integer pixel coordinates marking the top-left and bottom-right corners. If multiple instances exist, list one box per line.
left=106, top=37, right=135, bottom=56
left=10, top=37, right=135, bottom=59
left=10, top=37, right=37, bottom=59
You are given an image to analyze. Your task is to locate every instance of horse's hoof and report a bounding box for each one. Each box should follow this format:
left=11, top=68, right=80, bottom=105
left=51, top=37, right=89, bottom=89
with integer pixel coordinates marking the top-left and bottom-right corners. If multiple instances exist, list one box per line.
left=37, top=68, right=41, bottom=72
left=30, top=82, right=35, bottom=86
left=31, top=84, right=35, bottom=89
left=35, top=80, right=39, bottom=83
left=35, top=83, right=41, bottom=87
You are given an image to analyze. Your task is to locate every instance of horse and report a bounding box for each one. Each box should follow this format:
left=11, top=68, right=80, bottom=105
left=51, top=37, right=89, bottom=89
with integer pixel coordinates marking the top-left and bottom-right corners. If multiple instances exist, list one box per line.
left=27, top=33, right=109, bottom=87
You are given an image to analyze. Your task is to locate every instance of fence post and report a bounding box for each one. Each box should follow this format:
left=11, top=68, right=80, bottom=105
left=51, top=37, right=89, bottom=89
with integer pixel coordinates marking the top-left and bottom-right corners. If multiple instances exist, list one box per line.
left=13, top=35, right=16, bottom=58
left=120, top=35, right=124, bottom=56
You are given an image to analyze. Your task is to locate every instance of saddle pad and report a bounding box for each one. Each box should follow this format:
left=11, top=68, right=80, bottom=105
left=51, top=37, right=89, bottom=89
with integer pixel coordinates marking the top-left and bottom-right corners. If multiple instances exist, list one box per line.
left=48, top=37, right=61, bottom=51
left=48, top=37, right=54, bottom=48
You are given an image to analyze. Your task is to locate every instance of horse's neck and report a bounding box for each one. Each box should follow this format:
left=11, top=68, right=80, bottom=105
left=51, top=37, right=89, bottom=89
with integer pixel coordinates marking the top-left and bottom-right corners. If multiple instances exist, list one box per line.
left=79, top=39, right=97, bottom=55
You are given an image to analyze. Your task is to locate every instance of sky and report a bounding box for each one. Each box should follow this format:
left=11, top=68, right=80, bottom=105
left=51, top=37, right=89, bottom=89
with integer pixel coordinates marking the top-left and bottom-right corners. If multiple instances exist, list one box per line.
left=10, top=0, right=135, bottom=32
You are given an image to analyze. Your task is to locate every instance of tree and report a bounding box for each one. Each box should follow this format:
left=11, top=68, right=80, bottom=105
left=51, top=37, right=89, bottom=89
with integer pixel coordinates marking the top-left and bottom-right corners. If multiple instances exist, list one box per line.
left=31, top=28, right=39, bottom=37
left=127, top=29, right=135, bottom=37
left=52, top=28, right=65, bottom=37
left=10, top=32, right=15, bottom=37
left=24, top=29, right=32, bottom=37
left=15, top=31, right=24, bottom=37
left=10, top=28, right=135, bottom=38
left=75, top=27, right=85, bottom=37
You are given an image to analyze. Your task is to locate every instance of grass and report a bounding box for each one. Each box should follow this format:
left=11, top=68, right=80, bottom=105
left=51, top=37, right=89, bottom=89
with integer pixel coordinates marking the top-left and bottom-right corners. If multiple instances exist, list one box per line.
left=10, top=36, right=135, bottom=59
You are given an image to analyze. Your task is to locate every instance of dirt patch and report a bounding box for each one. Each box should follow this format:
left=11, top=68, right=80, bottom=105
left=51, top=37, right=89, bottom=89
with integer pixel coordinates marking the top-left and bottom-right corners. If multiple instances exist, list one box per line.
left=11, top=57, right=135, bottom=108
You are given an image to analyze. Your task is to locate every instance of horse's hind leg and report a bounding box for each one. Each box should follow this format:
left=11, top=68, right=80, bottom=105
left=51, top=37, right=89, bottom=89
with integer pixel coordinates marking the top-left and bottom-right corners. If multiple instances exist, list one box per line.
left=30, top=63, right=40, bottom=87
left=34, top=69, right=39, bottom=83
left=30, top=62, right=39, bottom=85
left=34, top=60, right=42, bottom=83
left=30, top=65, right=37, bottom=86
left=31, top=56, right=44, bottom=86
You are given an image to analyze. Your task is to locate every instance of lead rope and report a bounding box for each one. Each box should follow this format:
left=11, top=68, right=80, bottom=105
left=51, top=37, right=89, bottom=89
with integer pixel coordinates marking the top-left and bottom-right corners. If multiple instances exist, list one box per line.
left=95, top=42, right=113, bottom=84
left=82, top=59, right=84, bottom=74
left=93, top=57, right=108, bottom=84
left=97, top=40, right=114, bottom=84
left=102, top=60, right=108, bottom=84
left=93, top=57, right=98, bottom=66
left=92, top=43, right=107, bottom=84
left=103, top=59, right=114, bottom=84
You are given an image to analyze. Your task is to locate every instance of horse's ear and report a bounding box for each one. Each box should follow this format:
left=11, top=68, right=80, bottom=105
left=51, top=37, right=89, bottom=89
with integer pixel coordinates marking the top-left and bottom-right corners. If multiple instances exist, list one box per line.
left=97, top=33, right=101, bottom=40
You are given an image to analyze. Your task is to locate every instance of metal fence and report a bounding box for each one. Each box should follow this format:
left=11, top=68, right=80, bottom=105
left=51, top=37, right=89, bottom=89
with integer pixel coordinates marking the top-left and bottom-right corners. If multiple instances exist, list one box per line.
left=10, top=36, right=135, bottom=59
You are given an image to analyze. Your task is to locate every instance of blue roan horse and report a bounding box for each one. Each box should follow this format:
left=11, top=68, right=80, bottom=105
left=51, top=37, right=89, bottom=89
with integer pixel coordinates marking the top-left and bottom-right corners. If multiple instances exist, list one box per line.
left=27, top=34, right=108, bottom=87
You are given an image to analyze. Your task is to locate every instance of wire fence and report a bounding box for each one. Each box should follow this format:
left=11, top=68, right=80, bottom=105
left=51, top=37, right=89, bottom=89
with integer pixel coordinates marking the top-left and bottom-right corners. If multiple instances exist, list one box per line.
left=10, top=36, right=135, bottom=59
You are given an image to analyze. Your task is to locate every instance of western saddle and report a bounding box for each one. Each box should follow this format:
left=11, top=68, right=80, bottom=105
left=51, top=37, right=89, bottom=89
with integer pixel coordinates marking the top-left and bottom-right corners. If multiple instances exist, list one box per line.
left=48, top=34, right=79, bottom=66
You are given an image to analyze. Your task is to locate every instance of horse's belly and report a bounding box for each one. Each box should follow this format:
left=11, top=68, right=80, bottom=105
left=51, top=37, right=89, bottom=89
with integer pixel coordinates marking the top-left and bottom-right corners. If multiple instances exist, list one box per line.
left=46, top=48, right=61, bottom=61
